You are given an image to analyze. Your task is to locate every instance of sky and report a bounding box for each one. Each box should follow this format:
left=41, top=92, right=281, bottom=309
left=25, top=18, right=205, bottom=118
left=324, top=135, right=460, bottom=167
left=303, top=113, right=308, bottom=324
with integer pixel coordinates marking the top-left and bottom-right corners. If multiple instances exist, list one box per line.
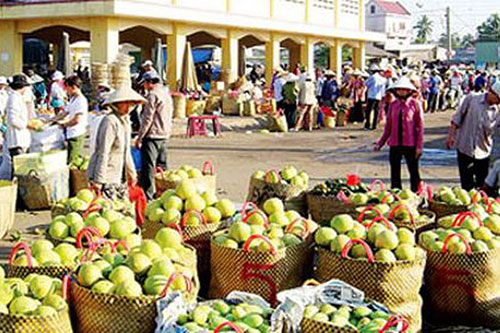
left=398, top=0, right=499, bottom=40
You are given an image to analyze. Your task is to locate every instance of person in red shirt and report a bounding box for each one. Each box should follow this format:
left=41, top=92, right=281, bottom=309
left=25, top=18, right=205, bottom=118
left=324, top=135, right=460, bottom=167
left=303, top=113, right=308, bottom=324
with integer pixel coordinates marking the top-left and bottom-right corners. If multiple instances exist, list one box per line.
left=374, top=77, right=424, bottom=192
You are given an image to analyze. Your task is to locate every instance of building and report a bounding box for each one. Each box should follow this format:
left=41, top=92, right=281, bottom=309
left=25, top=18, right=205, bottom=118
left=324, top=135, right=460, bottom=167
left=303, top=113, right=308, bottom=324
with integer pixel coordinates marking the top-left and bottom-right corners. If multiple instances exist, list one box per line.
left=365, top=0, right=411, bottom=52
left=1, top=0, right=384, bottom=87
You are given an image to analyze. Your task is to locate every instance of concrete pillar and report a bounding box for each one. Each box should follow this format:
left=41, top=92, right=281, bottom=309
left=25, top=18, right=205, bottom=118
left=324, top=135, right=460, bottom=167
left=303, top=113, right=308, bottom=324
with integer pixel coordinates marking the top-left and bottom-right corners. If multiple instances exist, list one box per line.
left=353, top=43, right=366, bottom=71
left=265, top=35, right=280, bottom=85
left=0, top=21, right=23, bottom=76
left=300, top=37, right=314, bottom=73
left=238, top=44, right=246, bottom=77
left=359, top=0, right=365, bottom=31
left=330, top=41, right=343, bottom=84
left=305, top=0, right=311, bottom=23
left=167, top=26, right=186, bottom=90
left=90, top=17, right=119, bottom=64
left=221, top=30, right=239, bottom=85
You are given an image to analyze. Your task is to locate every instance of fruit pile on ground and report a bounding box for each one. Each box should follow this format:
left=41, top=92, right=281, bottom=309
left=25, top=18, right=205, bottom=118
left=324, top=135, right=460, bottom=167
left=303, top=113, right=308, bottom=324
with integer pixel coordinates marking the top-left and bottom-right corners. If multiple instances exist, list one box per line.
left=315, top=214, right=424, bottom=262
left=155, top=165, right=206, bottom=183
left=146, top=179, right=236, bottom=227
left=76, top=235, right=195, bottom=297
left=419, top=212, right=500, bottom=253
left=52, top=189, right=133, bottom=216
left=176, top=300, right=273, bottom=332
left=10, top=240, right=83, bottom=270
left=303, top=303, right=396, bottom=332
left=252, top=166, right=309, bottom=188
left=0, top=270, right=68, bottom=316
left=213, top=198, right=317, bottom=251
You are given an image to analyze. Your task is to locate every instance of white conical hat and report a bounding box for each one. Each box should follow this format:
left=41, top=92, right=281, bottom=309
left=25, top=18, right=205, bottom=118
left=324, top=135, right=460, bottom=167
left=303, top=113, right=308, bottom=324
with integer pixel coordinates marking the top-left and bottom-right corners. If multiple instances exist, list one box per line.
left=393, top=76, right=417, bottom=91
left=104, top=85, right=146, bottom=105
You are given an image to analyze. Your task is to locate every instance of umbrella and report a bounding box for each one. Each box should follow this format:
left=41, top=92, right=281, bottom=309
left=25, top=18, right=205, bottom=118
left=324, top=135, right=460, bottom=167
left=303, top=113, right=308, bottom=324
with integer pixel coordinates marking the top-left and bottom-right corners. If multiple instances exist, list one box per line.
left=180, top=42, right=199, bottom=93
left=57, top=32, right=72, bottom=76
left=153, top=38, right=164, bottom=84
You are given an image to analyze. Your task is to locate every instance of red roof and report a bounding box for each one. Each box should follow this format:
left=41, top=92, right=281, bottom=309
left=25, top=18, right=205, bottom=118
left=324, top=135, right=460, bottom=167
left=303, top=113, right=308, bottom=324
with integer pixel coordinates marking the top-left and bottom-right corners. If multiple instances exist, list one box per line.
left=375, top=0, right=410, bottom=15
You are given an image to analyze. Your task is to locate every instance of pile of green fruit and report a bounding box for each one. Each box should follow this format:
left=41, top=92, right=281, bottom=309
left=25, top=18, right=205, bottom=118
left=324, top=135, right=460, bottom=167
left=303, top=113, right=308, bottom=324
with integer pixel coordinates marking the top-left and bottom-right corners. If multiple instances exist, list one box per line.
left=252, top=166, right=309, bottom=188
left=355, top=201, right=429, bottom=226
left=68, top=155, right=89, bottom=171
left=0, top=270, right=68, bottom=316
left=176, top=300, right=274, bottom=332
left=213, top=198, right=317, bottom=251
left=155, top=164, right=207, bottom=183
left=315, top=214, right=425, bottom=262
left=303, top=303, right=400, bottom=332
left=48, top=204, right=140, bottom=245
left=145, top=179, right=236, bottom=226
left=419, top=212, right=500, bottom=253
left=431, top=186, right=483, bottom=206
left=10, top=240, right=83, bottom=270
left=76, top=233, right=196, bottom=297
left=310, top=178, right=369, bottom=197
left=52, top=189, right=133, bottom=216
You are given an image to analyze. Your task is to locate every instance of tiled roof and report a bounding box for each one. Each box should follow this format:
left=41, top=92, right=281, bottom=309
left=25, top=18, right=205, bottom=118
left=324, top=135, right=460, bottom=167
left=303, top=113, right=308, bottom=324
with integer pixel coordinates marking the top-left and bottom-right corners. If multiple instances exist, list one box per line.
left=375, top=0, right=410, bottom=15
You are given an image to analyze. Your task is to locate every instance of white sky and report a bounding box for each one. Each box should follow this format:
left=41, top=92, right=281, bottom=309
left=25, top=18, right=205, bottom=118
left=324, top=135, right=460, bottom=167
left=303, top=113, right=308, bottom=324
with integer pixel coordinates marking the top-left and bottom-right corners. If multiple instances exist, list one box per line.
left=398, top=0, right=499, bottom=40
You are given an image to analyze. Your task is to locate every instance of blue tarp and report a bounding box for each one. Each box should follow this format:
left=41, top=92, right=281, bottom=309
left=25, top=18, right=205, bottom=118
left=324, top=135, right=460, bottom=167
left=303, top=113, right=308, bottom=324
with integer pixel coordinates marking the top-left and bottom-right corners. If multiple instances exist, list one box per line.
left=192, top=48, right=213, bottom=63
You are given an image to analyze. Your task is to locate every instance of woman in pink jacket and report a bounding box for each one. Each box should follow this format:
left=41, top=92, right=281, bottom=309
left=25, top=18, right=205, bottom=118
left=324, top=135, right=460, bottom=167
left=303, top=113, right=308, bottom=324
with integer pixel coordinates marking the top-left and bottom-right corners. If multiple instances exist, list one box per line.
left=374, top=77, right=424, bottom=192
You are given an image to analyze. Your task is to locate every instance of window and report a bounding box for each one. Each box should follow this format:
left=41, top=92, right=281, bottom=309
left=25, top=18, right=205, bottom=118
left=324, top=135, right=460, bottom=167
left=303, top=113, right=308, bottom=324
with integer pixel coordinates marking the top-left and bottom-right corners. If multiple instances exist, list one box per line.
left=370, top=5, right=375, bottom=14
left=400, top=22, right=406, bottom=30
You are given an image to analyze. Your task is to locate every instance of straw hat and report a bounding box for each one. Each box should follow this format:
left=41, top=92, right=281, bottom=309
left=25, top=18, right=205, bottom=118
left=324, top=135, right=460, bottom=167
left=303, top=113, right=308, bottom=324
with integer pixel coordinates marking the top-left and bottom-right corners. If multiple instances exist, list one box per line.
left=0, top=77, right=7, bottom=86
left=324, top=70, right=336, bottom=77
left=392, top=77, right=417, bottom=91
left=104, top=86, right=146, bottom=105
left=51, top=71, right=64, bottom=81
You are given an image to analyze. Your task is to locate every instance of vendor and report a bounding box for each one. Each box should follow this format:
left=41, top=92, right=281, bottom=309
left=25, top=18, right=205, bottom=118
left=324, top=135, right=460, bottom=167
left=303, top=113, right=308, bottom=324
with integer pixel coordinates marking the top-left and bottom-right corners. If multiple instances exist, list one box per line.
left=51, top=75, right=88, bottom=164
left=48, top=71, right=67, bottom=113
left=87, top=85, right=145, bottom=200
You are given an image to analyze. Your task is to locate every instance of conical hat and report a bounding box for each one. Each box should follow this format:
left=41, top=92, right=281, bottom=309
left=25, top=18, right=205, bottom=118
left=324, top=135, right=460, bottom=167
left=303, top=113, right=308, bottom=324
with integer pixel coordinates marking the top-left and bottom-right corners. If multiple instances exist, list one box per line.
left=393, top=76, right=417, bottom=91
left=104, top=86, right=146, bottom=105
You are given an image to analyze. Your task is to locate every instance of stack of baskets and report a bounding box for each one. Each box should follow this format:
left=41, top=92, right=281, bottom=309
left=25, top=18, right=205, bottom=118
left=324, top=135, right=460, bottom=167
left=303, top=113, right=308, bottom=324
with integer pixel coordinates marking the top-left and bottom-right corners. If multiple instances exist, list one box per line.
left=110, top=53, right=134, bottom=89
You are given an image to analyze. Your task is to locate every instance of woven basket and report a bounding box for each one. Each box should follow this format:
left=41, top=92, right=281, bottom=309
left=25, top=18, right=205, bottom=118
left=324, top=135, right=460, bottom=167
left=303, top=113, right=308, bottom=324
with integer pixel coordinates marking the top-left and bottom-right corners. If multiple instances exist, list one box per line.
left=429, top=201, right=468, bottom=218
left=209, top=233, right=314, bottom=307
left=307, top=193, right=357, bottom=223
left=0, top=179, right=17, bottom=239
left=0, top=309, right=72, bottom=333
left=70, top=277, right=198, bottom=333
left=423, top=235, right=500, bottom=328
left=70, top=168, right=89, bottom=196
left=154, top=161, right=217, bottom=195
left=17, top=168, right=69, bottom=210
left=51, top=205, right=69, bottom=218
left=172, top=93, right=187, bottom=119
left=243, top=100, right=256, bottom=117
left=315, top=244, right=426, bottom=333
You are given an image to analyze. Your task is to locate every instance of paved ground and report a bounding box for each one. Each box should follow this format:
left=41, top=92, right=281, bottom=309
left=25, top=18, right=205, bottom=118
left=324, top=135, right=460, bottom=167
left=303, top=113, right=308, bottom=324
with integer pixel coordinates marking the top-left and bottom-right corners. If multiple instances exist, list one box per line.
left=1, top=109, right=459, bottom=259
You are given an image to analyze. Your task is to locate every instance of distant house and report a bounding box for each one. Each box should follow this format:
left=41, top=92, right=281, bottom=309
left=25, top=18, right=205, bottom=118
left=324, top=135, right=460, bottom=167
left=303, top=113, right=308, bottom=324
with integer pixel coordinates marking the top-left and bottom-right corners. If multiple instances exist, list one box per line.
left=365, top=0, right=411, bottom=53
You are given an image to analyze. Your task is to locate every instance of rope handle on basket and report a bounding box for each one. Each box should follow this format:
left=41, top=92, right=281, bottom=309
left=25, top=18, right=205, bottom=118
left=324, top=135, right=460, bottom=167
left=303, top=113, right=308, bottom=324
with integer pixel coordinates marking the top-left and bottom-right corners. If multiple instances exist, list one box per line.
left=442, top=233, right=473, bottom=255
left=285, top=218, right=310, bottom=238
left=8, top=242, right=34, bottom=267
left=154, top=167, right=167, bottom=181
left=302, top=279, right=321, bottom=287
left=180, top=210, right=206, bottom=228
left=214, top=322, right=243, bottom=333
left=381, top=193, right=401, bottom=204
left=164, top=224, right=185, bottom=241
left=369, top=179, right=386, bottom=191
left=340, top=239, right=375, bottom=263
left=388, top=203, right=415, bottom=225
left=472, top=190, right=490, bottom=205
left=264, top=170, right=281, bottom=183
left=159, top=272, right=193, bottom=297
left=82, top=203, right=103, bottom=220
left=451, top=211, right=483, bottom=228
left=112, top=240, right=130, bottom=253
left=242, top=235, right=277, bottom=256
left=364, top=216, right=394, bottom=230
left=202, top=160, right=215, bottom=175
left=61, top=275, right=70, bottom=301
left=426, top=184, right=434, bottom=201
left=240, top=201, right=260, bottom=220
left=486, top=199, right=500, bottom=214
left=379, top=314, right=410, bottom=332
left=81, top=238, right=113, bottom=262
left=75, top=227, right=102, bottom=249
left=242, top=210, right=270, bottom=228
left=357, top=206, right=383, bottom=222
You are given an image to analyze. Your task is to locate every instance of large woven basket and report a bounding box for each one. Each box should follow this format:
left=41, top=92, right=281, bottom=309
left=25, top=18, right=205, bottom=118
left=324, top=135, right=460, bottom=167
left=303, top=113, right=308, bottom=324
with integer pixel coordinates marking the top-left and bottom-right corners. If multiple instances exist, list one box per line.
left=154, top=161, right=217, bottom=196
left=172, top=93, right=187, bottom=119
left=0, top=308, right=72, bottom=333
left=209, top=233, right=314, bottom=307
left=0, top=179, right=17, bottom=239
left=307, top=193, right=357, bottom=223
left=423, top=236, right=500, bottom=328
left=70, top=168, right=89, bottom=196
left=315, top=244, right=426, bottom=333
left=429, top=201, right=468, bottom=218
left=301, top=315, right=407, bottom=333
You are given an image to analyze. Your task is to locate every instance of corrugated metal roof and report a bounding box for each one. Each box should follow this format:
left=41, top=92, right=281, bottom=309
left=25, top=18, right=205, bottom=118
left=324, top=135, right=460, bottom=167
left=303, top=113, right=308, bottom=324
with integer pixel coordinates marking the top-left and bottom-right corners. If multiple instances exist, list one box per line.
left=375, top=0, right=410, bottom=15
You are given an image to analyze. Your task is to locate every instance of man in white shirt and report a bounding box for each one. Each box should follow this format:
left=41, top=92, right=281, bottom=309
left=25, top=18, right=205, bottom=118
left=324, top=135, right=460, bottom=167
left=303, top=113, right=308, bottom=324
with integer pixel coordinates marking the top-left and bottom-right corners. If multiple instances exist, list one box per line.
left=364, top=64, right=387, bottom=130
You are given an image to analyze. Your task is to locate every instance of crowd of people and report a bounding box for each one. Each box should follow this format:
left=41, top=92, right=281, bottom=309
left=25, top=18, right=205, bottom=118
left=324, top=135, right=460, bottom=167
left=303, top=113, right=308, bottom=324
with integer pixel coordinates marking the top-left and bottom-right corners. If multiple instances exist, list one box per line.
left=1, top=58, right=500, bottom=202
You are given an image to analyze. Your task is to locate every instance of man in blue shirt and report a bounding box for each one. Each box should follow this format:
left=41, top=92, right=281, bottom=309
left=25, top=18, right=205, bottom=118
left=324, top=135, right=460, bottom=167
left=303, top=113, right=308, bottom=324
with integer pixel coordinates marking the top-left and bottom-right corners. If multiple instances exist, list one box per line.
left=474, top=71, right=487, bottom=92
left=427, top=69, right=441, bottom=113
left=320, top=70, right=338, bottom=107
left=364, top=64, right=387, bottom=130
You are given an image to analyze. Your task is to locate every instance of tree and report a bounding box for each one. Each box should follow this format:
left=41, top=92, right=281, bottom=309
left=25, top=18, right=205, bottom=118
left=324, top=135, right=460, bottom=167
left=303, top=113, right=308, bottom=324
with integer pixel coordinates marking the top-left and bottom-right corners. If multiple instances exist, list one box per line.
left=413, top=15, right=433, bottom=44
left=460, top=33, right=475, bottom=49
left=477, top=13, right=500, bottom=41
left=438, top=33, right=461, bottom=49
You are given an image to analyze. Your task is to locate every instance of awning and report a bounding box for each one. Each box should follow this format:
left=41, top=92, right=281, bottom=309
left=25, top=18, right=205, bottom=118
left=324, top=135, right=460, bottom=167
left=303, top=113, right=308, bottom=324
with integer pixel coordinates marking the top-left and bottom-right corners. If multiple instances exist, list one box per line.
left=366, top=44, right=397, bottom=59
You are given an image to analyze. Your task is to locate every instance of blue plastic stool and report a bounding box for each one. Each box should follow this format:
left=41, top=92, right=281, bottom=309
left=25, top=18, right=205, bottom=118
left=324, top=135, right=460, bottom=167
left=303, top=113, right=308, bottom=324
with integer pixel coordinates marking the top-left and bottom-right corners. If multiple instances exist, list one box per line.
left=131, top=147, right=141, bottom=172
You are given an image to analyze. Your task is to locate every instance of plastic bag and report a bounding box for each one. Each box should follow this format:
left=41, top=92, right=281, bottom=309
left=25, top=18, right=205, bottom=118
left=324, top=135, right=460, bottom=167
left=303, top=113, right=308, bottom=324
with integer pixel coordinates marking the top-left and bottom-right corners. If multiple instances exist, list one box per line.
left=128, top=183, right=147, bottom=227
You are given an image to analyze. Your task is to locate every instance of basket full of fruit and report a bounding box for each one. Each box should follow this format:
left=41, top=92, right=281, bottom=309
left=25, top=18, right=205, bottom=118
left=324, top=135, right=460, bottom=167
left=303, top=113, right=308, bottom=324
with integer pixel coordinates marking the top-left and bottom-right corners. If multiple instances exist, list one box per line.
left=247, top=166, right=309, bottom=216
left=154, top=161, right=216, bottom=196
left=313, top=213, right=426, bottom=332
left=209, top=198, right=317, bottom=306
left=419, top=211, right=500, bottom=328
left=68, top=155, right=90, bottom=195
left=0, top=272, right=72, bottom=332
left=70, top=236, right=199, bottom=333
left=427, top=186, right=480, bottom=218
